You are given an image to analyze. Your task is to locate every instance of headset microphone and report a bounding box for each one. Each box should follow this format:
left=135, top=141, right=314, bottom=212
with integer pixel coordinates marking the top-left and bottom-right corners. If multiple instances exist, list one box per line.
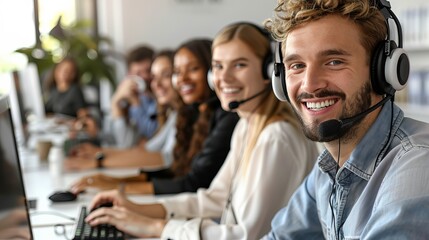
left=228, top=87, right=269, bottom=110
left=319, top=95, right=392, bottom=141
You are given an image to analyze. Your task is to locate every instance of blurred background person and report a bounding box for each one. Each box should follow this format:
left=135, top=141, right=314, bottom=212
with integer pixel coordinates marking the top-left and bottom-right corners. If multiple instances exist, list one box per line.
left=44, top=56, right=87, bottom=119
left=43, top=56, right=102, bottom=150
left=63, top=45, right=157, bottom=155
left=106, top=45, right=157, bottom=148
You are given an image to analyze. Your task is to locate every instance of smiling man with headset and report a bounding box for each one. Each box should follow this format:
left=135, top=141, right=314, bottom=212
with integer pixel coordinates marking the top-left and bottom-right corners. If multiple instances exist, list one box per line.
left=263, top=0, right=429, bottom=239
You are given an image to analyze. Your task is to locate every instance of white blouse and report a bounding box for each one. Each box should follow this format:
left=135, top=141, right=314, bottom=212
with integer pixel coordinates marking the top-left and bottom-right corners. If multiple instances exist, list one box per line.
left=159, top=118, right=320, bottom=240
left=145, top=111, right=177, bottom=167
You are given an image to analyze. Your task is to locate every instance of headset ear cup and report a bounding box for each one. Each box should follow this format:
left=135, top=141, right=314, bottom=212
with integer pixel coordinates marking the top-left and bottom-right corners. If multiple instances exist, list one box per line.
left=261, top=49, right=274, bottom=80
left=371, top=41, right=410, bottom=95
left=272, top=69, right=289, bottom=102
left=385, top=48, right=409, bottom=91
left=265, top=61, right=274, bottom=81
left=207, top=70, right=215, bottom=91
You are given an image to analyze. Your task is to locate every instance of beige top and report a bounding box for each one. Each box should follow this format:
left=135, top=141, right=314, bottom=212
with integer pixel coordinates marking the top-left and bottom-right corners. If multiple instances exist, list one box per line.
left=160, top=119, right=320, bottom=240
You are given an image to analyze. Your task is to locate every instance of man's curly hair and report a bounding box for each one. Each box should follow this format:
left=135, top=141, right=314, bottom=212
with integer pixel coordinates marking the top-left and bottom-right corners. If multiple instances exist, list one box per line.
left=265, top=0, right=387, bottom=59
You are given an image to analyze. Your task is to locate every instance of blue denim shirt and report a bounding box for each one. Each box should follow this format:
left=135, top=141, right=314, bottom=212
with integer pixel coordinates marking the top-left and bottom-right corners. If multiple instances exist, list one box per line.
left=129, top=94, right=157, bottom=139
left=265, top=102, right=429, bottom=240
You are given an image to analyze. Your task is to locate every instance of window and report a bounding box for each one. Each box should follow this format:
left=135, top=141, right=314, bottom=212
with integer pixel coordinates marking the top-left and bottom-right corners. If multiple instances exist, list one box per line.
left=0, top=0, right=35, bottom=73
left=0, top=0, right=77, bottom=74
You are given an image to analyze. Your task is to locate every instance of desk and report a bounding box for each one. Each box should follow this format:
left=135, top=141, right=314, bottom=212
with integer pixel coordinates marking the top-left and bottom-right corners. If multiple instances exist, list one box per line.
left=20, top=149, right=161, bottom=240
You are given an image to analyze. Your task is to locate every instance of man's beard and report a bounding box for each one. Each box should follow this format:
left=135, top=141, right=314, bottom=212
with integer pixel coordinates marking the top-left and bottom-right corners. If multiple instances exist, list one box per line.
left=292, top=82, right=372, bottom=142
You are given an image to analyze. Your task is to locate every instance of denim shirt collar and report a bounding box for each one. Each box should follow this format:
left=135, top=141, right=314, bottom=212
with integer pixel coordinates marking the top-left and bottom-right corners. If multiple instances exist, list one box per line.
left=318, top=101, right=404, bottom=183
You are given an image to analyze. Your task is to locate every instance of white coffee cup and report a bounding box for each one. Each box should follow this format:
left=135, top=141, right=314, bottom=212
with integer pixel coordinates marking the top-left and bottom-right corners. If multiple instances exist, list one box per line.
left=48, top=146, right=65, bottom=176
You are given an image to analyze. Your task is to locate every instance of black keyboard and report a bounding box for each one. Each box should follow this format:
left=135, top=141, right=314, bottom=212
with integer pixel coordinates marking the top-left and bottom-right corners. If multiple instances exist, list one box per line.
left=73, top=206, right=125, bottom=240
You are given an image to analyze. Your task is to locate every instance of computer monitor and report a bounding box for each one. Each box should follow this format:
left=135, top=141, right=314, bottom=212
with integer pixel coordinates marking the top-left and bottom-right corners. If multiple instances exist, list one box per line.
left=18, top=63, right=46, bottom=121
left=0, top=95, right=33, bottom=239
left=0, top=71, right=26, bottom=146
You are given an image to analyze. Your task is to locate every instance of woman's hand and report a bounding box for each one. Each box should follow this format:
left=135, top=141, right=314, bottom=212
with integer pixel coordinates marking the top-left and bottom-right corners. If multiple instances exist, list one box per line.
left=86, top=206, right=166, bottom=238
left=64, top=155, right=97, bottom=170
left=112, top=78, right=140, bottom=106
left=69, top=143, right=101, bottom=158
left=69, top=115, right=99, bottom=139
left=64, top=143, right=102, bottom=170
left=70, top=173, right=121, bottom=194
left=89, top=189, right=168, bottom=220
left=70, top=173, right=149, bottom=194
left=111, top=77, right=142, bottom=117
left=88, top=190, right=136, bottom=212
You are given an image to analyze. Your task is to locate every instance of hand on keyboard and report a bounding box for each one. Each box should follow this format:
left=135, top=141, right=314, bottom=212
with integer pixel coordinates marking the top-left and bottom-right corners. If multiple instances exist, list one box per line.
left=73, top=206, right=124, bottom=240
left=85, top=205, right=167, bottom=238
left=91, top=202, right=113, bottom=212
left=88, top=190, right=133, bottom=211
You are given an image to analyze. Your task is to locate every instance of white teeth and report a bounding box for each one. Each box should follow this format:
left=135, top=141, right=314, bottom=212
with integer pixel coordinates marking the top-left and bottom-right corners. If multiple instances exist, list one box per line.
left=222, top=87, right=240, bottom=94
left=306, top=100, right=335, bottom=110
left=180, top=84, right=193, bottom=92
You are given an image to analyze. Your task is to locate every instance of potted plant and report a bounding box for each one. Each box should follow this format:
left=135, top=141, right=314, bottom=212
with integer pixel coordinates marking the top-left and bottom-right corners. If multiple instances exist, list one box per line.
left=15, top=16, right=116, bottom=88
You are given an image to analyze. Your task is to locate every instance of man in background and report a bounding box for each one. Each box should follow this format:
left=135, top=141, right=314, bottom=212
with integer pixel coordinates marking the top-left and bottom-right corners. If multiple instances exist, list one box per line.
left=108, top=45, right=157, bottom=148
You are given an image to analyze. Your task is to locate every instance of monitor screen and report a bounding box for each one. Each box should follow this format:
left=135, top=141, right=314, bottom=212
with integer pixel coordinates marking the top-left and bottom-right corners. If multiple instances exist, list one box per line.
left=18, top=63, right=45, bottom=121
left=0, top=95, right=33, bottom=239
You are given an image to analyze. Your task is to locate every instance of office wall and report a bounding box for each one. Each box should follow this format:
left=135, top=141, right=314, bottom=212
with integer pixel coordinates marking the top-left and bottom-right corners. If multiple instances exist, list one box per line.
left=96, top=0, right=429, bottom=85
left=97, top=0, right=276, bottom=53
left=96, top=0, right=426, bottom=53
left=390, top=0, right=427, bottom=11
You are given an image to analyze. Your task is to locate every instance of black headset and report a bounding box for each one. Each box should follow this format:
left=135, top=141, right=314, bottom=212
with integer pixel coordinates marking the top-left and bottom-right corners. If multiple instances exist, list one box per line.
left=272, top=0, right=410, bottom=102
left=207, top=21, right=274, bottom=90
